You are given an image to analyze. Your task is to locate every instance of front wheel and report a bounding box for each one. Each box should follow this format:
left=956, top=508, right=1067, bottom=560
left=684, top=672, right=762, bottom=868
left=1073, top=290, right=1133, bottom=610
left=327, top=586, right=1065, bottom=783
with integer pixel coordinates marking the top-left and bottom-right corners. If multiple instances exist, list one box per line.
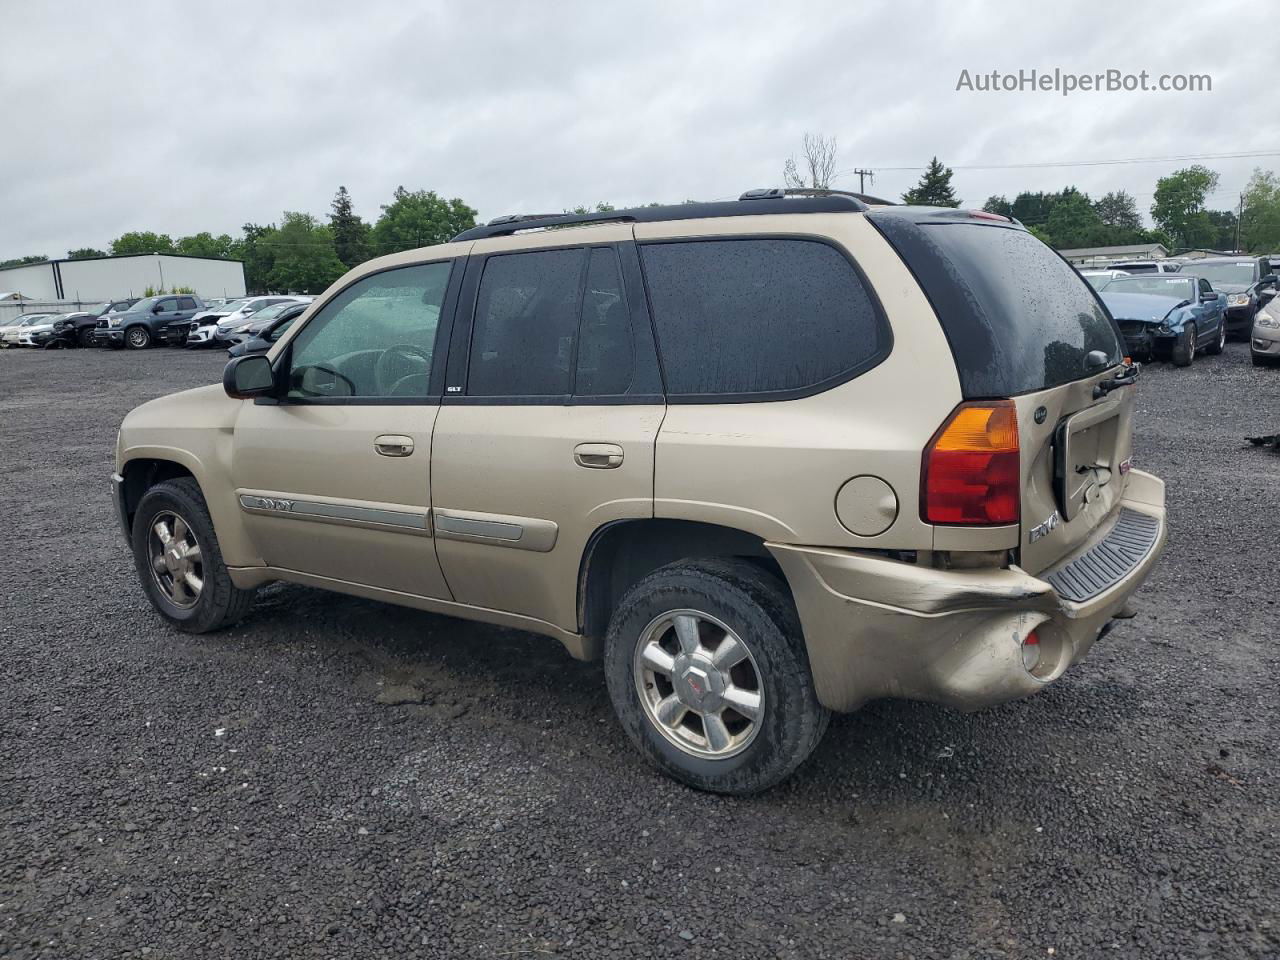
left=131, top=477, right=256, bottom=633
left=1205, top=319, right=1226, bottom=355
left=1172, top=322, right=1197, bottom=366
left=78, top=327, right=97, bottom=347
left=125, top=326, right=152, bottom=349
left=604, top=558, right=829, bottom=794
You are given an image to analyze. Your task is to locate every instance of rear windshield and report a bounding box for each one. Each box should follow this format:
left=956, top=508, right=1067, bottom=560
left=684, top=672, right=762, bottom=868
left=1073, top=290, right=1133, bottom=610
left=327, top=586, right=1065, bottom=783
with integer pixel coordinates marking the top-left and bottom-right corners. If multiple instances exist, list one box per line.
left=869, top=215, right=1122, bottom=396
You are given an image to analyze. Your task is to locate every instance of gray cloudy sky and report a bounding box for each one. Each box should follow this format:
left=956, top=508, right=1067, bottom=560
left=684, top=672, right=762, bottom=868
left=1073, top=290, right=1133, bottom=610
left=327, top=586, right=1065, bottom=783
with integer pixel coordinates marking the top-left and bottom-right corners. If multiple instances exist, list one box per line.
left=2, top=0, right=1275, bottom=260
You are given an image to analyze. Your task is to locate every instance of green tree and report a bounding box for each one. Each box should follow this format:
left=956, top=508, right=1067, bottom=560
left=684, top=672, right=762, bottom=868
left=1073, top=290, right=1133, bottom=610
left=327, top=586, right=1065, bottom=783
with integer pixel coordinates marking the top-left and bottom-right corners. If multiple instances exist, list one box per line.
left=1044, top=190, right=1107, bottom=248
left=1241, top=169, right=1280, bottom=253
left=901, top=157, right=960, bottom=207
left=1203, top=210, right=1239, bottom=251
left=110, top=231, right=176, bottom=255
left=1151, top=165, right=1220, bottom=250
left=263, top=212, right=347, bottom=294
left=0, top=254, right=49, bottom=269
left=370, top=187, right=477, bottom=255
left=177, top=232, right=235, bottom=259
left=329, top=186, right=373, bottom=269
left=982, top=195, right=1013, bottom=217
left=66, top=247, right=106, bottom=259
left=567, top=202, right=616, bottom=215
left=229, top=223, right=278, bottom=294
left=1094, top=190, right=1142, bottom=231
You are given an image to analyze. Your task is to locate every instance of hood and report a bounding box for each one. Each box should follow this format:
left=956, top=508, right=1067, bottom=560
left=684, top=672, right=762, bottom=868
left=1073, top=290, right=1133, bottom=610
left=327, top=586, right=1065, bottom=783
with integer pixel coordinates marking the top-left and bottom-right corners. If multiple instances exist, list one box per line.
left=1099, top=291, right=1183, bottom=324
left=1207, top=281, right=1250, bottom=294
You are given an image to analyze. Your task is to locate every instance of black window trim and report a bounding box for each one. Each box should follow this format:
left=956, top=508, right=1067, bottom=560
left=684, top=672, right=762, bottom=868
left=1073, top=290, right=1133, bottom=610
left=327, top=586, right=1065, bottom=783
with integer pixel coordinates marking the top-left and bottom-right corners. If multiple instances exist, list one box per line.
left=443, top=241, right=665, bottom=407
left=260, top=257, right=462, bottom=407
left=634, top=232, right=894, bottom=404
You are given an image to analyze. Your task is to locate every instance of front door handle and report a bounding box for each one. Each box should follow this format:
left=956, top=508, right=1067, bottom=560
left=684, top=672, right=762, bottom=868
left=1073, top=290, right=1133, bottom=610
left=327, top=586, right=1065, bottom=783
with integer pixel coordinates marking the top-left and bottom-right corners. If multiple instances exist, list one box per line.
left=574, top=442, right=624, bottom=469
left=374, top=435, right=415, bottom=457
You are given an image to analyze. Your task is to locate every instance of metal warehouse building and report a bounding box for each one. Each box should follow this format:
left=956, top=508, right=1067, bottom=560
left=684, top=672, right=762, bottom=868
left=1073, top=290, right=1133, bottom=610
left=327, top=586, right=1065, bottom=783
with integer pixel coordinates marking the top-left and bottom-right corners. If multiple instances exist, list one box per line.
left=0, top=253, right=245, bottom=305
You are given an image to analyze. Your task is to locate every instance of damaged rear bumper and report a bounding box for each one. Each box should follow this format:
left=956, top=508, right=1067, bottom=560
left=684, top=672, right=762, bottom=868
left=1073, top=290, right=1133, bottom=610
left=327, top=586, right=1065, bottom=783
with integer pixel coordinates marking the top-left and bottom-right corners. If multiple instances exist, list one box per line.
left=768, top=469, right=1167, bottom=713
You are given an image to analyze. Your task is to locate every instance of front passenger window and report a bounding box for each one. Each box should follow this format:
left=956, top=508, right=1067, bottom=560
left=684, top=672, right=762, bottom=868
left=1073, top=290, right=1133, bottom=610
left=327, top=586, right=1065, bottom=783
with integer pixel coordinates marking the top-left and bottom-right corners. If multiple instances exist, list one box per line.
left=286, top=262, right=452, bottom=400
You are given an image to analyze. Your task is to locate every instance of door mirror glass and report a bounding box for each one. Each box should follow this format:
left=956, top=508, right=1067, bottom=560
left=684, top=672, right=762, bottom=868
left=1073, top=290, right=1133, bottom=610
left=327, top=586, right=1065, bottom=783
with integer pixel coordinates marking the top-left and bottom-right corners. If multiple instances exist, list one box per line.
left=223, top=354, right=275, bottom=398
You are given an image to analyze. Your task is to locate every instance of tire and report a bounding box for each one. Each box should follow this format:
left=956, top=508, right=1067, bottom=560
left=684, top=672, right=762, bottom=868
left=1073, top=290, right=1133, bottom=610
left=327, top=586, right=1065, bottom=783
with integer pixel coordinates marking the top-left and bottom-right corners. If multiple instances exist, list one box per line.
left=77, top=326, right=96, bottom=348
left=131, top=477, right=256, bottom=633
left=124, top=325, right=152, bottom=349
left=603, top=558, right=829, bottom=795
left=1205, top=319, right=1226, bottom=355
left=1172, top=323, right=1197, bottom=366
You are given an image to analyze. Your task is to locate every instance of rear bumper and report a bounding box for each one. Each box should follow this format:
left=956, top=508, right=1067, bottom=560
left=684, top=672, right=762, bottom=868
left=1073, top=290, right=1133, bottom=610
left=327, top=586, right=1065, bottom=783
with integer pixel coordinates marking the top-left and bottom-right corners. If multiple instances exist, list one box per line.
left=769, top=469, right=1167, bottom=713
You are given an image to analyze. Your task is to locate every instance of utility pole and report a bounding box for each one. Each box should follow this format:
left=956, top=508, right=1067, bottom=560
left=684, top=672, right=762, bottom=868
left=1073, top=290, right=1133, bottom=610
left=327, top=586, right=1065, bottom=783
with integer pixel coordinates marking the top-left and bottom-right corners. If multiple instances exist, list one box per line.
left=1236, top=192, right=1244, bottom=253
left=853, top=168, right=875, bottom=194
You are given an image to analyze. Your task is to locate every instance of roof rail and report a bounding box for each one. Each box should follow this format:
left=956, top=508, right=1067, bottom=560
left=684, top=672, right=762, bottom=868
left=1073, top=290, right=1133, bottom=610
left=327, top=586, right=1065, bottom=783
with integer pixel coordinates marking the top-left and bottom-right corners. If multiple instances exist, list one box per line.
left=451, top=189, right=877, bottom=242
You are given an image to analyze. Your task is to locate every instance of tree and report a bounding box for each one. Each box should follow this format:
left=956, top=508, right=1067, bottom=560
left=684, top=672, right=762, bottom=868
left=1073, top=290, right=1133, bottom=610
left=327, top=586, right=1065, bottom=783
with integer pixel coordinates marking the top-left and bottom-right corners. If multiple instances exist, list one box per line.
left=783, top=133, right=838, bottom=190
left=370, top=187, right=477, bottom=255
left=1204, top=210, right=1239, bottom=251
left=0, top=254, right=49, bottom=269
left=110, top=231, right=176, bottom=255
left=329, top=186, right=372, bottom=269
left=263, top=212, right=347, bottom=294
left=1151, top=165, right=1220, bottom=250
left=1241, top=169, right=1280, bottom=253
left=1044, top=190, right=1107, bottom=249
left=982, top=195, right=1013, bottom=217
left=229, top=223, right=278, bottom=294
left=567, top=202, right=616, bottom=215
left=901, top=157, right=960, bottom=207
left=67, top=247, right=106, bottom=259
left=175, top=232, right=234, bottom=259
left=1094, top=191, right=1142, bottom=231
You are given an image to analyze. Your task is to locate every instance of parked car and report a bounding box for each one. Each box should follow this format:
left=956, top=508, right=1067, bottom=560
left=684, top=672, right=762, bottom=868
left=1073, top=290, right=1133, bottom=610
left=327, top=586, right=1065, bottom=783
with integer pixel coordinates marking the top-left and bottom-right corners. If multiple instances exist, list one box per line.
left=1105, top=260, right=1181, bottom=275
left=53, top=311, right=102, bottom=347
left=1080, top=269, right=1130, bottom=290
left=1, top=314, right=55, bottom=347
left=212, top=296, right=309, bottom=344
left=1252, top=300, right=1280, bottom=366
left=96, top=295, right=206, bottom=349
left=1181, top=257, right=1278, bottom=339
left=21, top=312, right=97, bottom=348
left=221, top=298, right=312, bottom=345
left=186, top=297, right=304, bottom=347
left=184, top=298, right=251, bottom=346
left=225, top=303, right=308, bottom=358
left=1099, top=274, right=1227, bottom=365
left=111, top=193, right=1166, bottom=794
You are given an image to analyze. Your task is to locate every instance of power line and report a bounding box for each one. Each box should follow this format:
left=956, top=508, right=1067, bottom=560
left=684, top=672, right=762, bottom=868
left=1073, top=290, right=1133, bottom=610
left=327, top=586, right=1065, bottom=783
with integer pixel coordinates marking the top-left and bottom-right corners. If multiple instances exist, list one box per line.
left=836, top=149, right=1280, bottom=175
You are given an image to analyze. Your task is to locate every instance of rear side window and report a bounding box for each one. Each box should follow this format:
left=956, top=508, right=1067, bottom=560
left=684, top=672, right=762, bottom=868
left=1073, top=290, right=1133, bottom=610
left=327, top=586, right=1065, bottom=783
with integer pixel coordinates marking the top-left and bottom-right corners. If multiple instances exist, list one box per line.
left=179, top=297, right=197, bottom=310
left=870, top=215, right=1122, bottom=397
left=639, top=238, right=888, bottom=398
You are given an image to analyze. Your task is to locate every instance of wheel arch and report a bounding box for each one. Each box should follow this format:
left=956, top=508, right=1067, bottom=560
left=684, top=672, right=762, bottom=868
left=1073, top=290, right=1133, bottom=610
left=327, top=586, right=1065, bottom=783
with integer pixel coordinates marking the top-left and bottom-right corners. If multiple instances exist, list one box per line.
left=577, top=518, right=786, bottom=645
left=119, top=456, right=201, bottom=532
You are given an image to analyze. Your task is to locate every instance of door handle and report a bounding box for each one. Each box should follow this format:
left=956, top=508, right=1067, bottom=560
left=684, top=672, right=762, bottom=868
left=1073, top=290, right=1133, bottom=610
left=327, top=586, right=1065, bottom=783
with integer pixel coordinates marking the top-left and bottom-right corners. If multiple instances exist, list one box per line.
left=574, top=442, right=624, bottom=469
left=374, top=435, right=415, bottom=457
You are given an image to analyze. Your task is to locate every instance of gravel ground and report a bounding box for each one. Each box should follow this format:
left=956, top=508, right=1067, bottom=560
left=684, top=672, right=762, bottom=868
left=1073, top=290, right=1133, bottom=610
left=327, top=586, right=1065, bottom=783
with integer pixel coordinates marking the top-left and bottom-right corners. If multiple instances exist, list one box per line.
left=1, top=343, right=1278, bottom=960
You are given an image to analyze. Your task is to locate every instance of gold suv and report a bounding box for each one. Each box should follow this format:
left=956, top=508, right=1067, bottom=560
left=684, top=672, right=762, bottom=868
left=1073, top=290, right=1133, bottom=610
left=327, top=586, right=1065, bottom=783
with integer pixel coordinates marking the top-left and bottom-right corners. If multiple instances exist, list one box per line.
left=112, top=190, right=1167, bottom=794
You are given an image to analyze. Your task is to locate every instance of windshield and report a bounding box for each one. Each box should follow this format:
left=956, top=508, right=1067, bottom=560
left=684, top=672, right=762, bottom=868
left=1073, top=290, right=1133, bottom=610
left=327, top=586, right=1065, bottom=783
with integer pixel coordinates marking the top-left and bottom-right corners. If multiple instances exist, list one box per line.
left=208, top=299, right=247, bottom=313
left=1102, top=276, right=1195, bottom=299
left=1082, top=274, right=1112, bottom=290
left=1190, top=261, right=1258, bottom=285
left=250, top=303, right=291, bottom=322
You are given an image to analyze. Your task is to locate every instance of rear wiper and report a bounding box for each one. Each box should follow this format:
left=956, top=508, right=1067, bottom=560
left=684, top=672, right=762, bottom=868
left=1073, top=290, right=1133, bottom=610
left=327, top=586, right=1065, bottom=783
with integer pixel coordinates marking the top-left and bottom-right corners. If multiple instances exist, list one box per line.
left=1094, top=359, right=1141, bottom=399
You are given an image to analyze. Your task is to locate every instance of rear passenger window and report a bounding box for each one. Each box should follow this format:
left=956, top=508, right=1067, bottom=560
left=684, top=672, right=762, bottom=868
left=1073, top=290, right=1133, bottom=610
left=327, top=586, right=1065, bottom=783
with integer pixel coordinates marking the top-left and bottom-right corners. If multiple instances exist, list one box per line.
left=639, top=239, right=887, bottom=397
left=179, top=297, right=197, bottom=310
left=468, top=249, right=585, bottom=397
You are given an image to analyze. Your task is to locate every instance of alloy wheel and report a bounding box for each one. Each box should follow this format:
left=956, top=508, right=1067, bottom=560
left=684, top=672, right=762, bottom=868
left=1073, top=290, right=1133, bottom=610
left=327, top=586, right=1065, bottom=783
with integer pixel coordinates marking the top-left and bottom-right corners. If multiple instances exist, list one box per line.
left=633, top=609, right=763, bottom=760
left=127, top=327, right=149, bottom=348
left=147, top=511, right=204, bottom=609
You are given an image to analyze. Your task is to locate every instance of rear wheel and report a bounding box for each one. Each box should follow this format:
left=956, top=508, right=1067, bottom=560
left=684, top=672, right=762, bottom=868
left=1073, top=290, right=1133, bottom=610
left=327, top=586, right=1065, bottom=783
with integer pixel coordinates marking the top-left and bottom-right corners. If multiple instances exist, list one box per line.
left=1172, top=322, right=1197, bottom=366
left=1205, top=319, right=1226, bottom=355
left=131, top=477, right=256, bottom=632
left=603, top=558, right=829, bottom=794
left=125, top=326, right=151, bottom=349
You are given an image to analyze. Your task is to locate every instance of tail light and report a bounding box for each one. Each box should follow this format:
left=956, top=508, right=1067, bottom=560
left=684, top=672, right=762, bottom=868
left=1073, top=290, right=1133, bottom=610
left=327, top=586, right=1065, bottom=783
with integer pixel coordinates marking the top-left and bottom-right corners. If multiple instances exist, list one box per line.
left=921, top=400, right=1020, bottom=525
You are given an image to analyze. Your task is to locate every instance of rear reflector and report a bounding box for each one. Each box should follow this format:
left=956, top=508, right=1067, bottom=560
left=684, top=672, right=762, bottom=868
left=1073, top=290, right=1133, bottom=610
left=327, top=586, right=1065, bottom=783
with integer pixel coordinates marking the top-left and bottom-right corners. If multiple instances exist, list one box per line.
left=921, top=400, right=1020, bottom=525
left=1021, top=629, right=1041, bottom=672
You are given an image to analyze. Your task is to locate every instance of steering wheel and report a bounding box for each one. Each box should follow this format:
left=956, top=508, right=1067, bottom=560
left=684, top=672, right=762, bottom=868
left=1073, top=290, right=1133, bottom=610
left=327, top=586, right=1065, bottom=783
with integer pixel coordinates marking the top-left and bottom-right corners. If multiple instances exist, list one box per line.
left=375, top=343, right=433, bottom=396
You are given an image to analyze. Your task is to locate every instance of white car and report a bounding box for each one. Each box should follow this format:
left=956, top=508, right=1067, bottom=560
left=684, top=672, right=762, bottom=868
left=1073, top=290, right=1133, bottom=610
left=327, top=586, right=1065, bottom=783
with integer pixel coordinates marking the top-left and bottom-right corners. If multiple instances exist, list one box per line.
left=17, top=314, right=65, bottom=347
left=1, top=314, right=55, bottom=347
left=188, top=296, right=307, bottom=347
left=1080, top=269, right=1130, bottom=291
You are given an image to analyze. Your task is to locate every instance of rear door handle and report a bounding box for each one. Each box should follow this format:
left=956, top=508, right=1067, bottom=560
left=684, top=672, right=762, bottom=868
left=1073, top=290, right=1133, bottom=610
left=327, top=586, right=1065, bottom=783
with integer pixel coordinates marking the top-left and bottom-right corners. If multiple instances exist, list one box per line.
left=574, top=442, right=624, bottom=469
left=375, top=435, right=415, bottom=457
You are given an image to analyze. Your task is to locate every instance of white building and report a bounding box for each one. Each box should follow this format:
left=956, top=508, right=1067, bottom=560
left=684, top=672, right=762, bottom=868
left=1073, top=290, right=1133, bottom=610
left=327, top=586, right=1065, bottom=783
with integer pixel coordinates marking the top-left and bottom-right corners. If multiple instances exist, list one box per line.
left=0, top=253, right=245, bottom=304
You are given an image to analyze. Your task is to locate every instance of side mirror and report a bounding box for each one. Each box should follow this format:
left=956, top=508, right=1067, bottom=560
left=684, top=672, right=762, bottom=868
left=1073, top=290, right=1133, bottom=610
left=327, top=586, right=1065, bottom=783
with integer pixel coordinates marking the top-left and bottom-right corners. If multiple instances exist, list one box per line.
left=152, top=304, right=164, bottom=314
left=223, top=354, right=275, bottom=399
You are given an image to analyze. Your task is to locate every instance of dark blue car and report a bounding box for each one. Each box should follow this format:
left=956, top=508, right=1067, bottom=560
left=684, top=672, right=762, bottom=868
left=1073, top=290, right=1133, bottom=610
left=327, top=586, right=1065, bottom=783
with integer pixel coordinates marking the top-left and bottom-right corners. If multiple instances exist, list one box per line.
left=1098, top=274, right=1226, bottom=366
